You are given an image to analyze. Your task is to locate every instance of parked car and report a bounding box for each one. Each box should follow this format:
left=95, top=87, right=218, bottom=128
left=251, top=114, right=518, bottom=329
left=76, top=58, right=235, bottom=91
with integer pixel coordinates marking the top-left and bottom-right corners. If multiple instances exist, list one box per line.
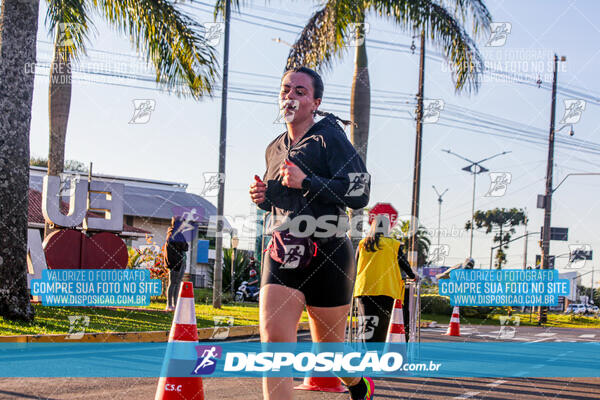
left=565, top=304, right=587, bottom=314
left=586, top=305, right=599, bottom=314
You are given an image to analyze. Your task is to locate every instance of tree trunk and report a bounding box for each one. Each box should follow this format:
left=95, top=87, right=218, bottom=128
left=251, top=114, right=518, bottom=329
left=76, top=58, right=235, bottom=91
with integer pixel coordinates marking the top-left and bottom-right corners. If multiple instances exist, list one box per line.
left=0, top=0, right=40, bottom=321
left=45, top=32, right=72, bottom=237
left=48, top=34, right=71, bottom=176
left=349, top=12, right=370, bottom=248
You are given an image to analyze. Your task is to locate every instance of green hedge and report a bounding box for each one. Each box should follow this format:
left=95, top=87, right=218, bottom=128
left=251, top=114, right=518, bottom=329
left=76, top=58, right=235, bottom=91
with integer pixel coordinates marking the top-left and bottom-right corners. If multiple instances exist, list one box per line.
left=420, top=294, right=452, bottom=315
left=420, top=294, right=494, bottom=318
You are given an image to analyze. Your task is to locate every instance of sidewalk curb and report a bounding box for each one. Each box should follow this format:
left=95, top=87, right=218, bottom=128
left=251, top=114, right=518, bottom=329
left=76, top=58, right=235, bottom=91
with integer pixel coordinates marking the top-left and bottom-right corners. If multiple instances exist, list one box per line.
left=0, top=322, right=311, bottom=343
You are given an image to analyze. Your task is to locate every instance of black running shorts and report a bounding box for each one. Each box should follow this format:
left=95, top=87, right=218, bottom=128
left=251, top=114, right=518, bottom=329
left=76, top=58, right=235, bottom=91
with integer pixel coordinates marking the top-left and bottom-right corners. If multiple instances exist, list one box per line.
left=261, top=236, right=356, bottom=307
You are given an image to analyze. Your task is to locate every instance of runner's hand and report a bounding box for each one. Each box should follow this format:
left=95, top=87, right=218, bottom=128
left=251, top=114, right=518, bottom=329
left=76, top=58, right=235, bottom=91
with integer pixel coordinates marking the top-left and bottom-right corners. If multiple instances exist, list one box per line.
left=250, top=178, right=267, bottom=204
left=280, top=160, right=306, bottom=189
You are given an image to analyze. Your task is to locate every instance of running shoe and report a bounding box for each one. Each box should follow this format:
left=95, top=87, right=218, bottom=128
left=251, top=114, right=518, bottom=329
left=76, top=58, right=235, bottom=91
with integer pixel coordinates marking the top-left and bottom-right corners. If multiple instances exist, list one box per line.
left=362, top=377, right=375, bottom=400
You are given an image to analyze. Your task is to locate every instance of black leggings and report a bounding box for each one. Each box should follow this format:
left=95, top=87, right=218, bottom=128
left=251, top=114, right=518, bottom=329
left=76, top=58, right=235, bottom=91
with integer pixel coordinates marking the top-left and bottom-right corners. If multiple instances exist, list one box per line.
left=262, top=236, right=355, bottom=307
left=355, top=295, right=394, bottom=342
left=356, top=294, right=411, bottom=342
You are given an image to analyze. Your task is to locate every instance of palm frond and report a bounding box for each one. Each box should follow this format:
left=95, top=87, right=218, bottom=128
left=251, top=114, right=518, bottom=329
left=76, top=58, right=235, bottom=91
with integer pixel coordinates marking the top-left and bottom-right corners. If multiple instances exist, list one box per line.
left=371, top=0, right=485, bottom=94
left=213, top=0, right=246, bottom=20
left=95, top=0, right=219, bottom=98
left=285, top=0, right=365, bottom=72
left=445, top=0, right=491, bottom=37
left=45, top=0, right=93, bottom=60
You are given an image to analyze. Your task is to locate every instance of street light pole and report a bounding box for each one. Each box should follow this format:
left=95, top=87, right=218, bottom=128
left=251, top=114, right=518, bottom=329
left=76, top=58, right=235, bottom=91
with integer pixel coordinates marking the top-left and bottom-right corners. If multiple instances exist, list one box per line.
left=213, top=0, right=232, bottom=309
left=442, top=149, right=511, bottom=259
left=432, top=185, right=448, bottom=250
left=409, top=31, right=425, bottom=270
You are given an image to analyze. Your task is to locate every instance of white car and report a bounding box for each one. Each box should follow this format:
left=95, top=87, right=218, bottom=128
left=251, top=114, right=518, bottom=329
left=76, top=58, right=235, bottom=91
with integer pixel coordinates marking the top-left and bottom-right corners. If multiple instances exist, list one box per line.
left=587, top=305, right=599, bottom=314
left=566, top=304, right=587, bottom=314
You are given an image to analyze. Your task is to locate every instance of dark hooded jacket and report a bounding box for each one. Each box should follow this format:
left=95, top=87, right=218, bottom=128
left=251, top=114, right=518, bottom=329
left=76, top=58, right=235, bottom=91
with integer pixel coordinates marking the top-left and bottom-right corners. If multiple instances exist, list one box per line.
left=258, top=114, right=370, bottom=236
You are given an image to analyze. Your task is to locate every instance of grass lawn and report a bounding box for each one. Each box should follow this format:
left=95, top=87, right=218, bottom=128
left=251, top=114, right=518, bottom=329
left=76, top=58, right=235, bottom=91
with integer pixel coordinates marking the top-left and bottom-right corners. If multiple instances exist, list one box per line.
left=0, top=289, right=308, bottom=336
left=2, top=289, right=598, bottom=335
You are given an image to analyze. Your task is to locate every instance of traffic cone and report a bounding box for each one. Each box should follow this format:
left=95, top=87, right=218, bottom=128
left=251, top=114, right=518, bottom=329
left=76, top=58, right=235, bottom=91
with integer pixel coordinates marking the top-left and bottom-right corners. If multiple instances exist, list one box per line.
left=294, top=376, right=346, bottom=393
left=444, top=306, right=461, bottom=337
left=386, top=299, right=406, bottom=343
left=155, top=282, right=204, bottom=400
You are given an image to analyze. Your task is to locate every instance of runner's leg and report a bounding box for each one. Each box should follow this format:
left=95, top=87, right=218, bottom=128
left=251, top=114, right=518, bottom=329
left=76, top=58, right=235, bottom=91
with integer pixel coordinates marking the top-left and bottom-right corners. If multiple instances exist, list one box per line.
left=260, top=283, right=306, bottom=400
left=306, top=304, right=361, bottom=387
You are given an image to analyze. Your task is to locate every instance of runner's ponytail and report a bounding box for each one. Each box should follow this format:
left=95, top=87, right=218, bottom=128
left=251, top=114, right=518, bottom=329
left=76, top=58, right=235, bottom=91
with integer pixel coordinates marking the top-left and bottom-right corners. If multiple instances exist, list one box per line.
left=314, top=110, right=356, bottom=128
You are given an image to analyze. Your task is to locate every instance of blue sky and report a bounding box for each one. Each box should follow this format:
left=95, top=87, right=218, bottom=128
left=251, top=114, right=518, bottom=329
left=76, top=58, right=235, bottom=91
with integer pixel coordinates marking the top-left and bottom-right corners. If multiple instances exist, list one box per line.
left=28, top=1, right=600, bottom=286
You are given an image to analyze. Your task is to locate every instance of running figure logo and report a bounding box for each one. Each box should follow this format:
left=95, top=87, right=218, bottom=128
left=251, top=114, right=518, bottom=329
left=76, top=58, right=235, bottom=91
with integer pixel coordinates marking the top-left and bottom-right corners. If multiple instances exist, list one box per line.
left=129, top=99, right=156, bottom=124
left=422, top=99, right=445, bottom=123
left=66, top=315, right=89, bottom=340
left=192, top=345, right=222, bottom=375
left=485, top=172, right=512, bottom=197
left=280, top=244, right=305, bottom=269
left=356, top=315, right=379, bottom=340
left=345, top=173, right=370, bottom=197
left=560, top=99, right=586, bottom=125
left=201, top=172, right=225, bottom=197
left=486, top=22, right=512, bottom=47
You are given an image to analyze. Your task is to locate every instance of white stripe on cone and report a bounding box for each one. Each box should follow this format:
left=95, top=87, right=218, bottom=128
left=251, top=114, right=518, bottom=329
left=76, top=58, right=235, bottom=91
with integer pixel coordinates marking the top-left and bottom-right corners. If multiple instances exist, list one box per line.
left=386, top=300, right=406, bottom=343
left=173, top=297, right=196, bottom=326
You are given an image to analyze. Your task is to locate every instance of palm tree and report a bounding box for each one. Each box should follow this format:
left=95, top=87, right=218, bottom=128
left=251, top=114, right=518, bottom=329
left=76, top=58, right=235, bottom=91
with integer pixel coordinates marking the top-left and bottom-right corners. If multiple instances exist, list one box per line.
left=391, top=219, right=431, bottom=267
left=45, top=0, right=220, bottom=177
left=0, top=0, right=40, bottom=321
left=285, top=0, right=491, bottom=164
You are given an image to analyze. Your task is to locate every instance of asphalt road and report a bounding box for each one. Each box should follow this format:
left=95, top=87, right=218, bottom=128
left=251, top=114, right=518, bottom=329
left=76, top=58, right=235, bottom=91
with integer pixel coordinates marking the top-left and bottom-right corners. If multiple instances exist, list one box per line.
left=1, top=326, right=599, bottom=399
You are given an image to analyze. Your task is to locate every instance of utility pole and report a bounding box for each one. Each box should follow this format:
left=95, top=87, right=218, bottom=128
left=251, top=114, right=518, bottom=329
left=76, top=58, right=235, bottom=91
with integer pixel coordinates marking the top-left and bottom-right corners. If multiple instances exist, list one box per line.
left=523, top=212, right=528, bottom=269
left=213, top=0, right=232, bottom=309
left=432, top=185, right=448, bottom=251
left=539, top=55, right=565, bottom=324
left=409, top=31, right=425, bottom=270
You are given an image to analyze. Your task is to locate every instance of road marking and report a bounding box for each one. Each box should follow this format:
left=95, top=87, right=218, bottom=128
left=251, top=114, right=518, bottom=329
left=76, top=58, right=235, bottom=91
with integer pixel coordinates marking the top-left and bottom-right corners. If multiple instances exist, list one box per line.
left=486, top=380, right=506, bottom=388
left=534, top=332, right=557, bottom=337
left=579, top=334, right=596, bottom=338
left=526, top=337, right=555, bottom=343
left=454, top=391, right=480, bottom=399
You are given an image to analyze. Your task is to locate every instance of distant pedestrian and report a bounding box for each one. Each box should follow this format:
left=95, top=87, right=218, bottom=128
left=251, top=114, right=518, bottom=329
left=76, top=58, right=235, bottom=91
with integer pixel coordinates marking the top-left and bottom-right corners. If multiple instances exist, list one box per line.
left=163, top=217, right=189, bottom=311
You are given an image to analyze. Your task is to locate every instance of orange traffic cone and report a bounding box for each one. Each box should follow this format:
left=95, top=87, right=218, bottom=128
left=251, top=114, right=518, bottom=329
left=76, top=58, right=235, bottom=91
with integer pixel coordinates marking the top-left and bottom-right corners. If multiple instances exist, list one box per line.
left=294, top=376, right=346, bottom=393
left=444, top=306, right=461, bottom=337
left=155, top=282, right=204, bottom=400
left=385, top=299, right=406, bottom=343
